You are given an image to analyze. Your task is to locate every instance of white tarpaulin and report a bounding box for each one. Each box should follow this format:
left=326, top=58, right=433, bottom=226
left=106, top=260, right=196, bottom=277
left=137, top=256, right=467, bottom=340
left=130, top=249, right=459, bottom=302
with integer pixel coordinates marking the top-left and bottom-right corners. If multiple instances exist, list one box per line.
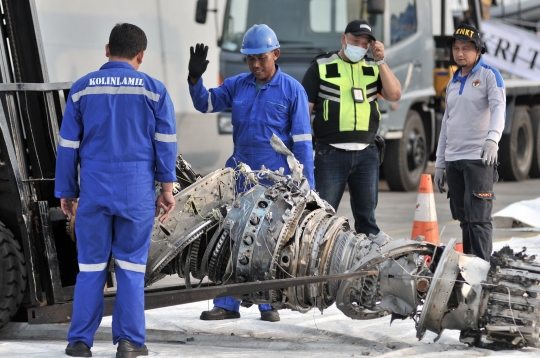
left=493, top=197, right=540, bottom=229
left=482, top=19, right=540, bottom=80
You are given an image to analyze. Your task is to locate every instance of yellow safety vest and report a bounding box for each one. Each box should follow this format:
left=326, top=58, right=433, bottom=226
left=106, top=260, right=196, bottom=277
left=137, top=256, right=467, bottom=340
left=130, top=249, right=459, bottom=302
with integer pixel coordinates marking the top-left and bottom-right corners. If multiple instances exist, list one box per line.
left=313, top=53, right=380, bottom=144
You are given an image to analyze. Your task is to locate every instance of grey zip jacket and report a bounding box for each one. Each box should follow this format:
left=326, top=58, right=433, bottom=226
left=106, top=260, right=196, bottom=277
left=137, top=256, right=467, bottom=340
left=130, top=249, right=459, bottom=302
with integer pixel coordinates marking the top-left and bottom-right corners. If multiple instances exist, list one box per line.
left=435, top=58, right=506, bottom=168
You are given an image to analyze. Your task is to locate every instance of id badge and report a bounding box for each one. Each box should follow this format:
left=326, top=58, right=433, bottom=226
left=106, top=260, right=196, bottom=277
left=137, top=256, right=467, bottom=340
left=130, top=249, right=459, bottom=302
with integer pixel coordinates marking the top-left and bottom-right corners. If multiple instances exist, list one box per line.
left=351, top=87, right=364, bottom=103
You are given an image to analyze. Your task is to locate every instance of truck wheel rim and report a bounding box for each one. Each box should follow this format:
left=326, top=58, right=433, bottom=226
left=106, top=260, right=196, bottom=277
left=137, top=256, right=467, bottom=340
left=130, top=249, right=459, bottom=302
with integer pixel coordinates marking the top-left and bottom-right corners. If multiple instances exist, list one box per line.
left=407, top=133, right=426, bottom=171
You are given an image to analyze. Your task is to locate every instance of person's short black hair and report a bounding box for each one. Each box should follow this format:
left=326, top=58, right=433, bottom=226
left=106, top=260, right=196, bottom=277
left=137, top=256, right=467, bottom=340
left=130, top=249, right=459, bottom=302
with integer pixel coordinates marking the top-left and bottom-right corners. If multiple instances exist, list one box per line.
left=108, top=23, right=147, bottom=59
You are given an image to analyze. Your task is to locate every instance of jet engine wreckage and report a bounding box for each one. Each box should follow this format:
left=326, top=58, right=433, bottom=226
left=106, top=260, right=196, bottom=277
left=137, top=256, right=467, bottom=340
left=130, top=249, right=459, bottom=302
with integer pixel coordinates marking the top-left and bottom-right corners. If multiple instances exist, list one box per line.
left=70, top=135, right=540, bottom=350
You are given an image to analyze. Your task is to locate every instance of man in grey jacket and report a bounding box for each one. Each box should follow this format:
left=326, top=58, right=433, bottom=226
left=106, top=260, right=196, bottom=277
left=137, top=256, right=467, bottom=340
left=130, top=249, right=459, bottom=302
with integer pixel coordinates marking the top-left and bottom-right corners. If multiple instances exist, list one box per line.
left=434, top=23, right=505, bottom=261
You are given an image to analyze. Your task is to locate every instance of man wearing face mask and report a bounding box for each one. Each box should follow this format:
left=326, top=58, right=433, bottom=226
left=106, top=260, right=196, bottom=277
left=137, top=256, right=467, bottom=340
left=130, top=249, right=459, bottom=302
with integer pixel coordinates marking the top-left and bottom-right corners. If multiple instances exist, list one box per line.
left=434, top=23, right=505, bottom=261
left=301, top=19, right=401, bottom=237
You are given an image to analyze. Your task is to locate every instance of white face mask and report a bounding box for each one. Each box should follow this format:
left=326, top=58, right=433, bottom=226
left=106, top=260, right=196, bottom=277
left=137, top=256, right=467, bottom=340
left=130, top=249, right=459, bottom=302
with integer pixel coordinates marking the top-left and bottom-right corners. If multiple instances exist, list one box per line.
left=344, top=41, right=368, bottom=63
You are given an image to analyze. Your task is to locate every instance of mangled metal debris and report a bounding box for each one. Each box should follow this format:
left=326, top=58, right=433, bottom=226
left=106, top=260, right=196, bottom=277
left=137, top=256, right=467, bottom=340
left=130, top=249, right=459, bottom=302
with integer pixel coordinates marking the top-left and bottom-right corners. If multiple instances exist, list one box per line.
left=142, top=138, right=540, bottom=350
left=145, top=165, right=235, bottom=286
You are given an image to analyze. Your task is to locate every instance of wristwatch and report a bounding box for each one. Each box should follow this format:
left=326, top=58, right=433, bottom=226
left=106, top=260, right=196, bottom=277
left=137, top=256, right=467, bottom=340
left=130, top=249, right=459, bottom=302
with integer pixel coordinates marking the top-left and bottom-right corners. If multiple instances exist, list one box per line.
left=375, top=58, right=386, bottom=66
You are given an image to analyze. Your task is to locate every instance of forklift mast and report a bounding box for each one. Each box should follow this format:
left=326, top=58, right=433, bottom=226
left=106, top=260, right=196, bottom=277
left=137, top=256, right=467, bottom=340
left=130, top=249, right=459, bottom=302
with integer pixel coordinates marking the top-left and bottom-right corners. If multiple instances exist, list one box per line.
left=0, top=0, right=76, bottom=313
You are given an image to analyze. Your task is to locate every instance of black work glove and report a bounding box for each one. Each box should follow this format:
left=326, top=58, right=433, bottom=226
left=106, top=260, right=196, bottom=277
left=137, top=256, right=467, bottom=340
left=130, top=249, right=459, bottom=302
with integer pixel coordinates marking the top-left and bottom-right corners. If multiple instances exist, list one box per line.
left=188, top=43, right=209, bottom=79
left=374, top=135, right=386, bottom=165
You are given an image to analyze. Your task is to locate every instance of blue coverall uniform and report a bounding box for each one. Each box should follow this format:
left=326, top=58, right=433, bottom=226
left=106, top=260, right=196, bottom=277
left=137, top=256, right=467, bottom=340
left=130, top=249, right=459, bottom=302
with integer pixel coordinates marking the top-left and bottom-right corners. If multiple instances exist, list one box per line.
left=55, top=61, right=177, bottom=348
left=189, top=65, right=314, bottom=312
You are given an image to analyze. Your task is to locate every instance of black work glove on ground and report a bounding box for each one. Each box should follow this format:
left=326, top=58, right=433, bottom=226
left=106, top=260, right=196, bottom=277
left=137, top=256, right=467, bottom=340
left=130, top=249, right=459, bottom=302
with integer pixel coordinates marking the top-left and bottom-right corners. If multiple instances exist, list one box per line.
left=189, top=43, right=209, bottom=79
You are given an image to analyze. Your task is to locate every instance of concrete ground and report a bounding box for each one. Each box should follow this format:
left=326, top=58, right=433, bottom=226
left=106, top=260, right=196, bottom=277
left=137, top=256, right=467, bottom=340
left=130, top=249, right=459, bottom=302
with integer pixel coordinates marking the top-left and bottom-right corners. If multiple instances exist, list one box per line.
left=2, top=296, right=540, bottom=357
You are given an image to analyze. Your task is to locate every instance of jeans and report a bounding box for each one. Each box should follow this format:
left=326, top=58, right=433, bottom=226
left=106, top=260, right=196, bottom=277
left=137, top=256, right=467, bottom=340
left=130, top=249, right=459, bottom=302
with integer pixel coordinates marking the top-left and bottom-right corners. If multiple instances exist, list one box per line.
left=314, top=143, right=380, bottom=236
left=446, top=159, right=498, bottom=261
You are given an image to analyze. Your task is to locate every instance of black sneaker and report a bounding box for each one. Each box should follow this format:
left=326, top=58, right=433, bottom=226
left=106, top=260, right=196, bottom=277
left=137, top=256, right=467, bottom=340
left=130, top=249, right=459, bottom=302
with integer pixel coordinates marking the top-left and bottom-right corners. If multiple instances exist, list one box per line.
left=116, top=339, right=148, bottom=358
left=260, top=308, right=280, bottom=322
left=200, top=306, right=241, bottom=320
left=65, top=341, right=92, bottom=357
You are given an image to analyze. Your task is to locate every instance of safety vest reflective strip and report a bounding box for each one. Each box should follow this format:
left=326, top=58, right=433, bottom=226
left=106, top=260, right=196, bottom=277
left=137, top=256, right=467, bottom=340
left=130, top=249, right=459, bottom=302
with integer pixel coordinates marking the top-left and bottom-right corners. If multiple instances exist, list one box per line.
left=317, top=56, right=380, bottom=132
left=323, top=100, right=328, bottom=121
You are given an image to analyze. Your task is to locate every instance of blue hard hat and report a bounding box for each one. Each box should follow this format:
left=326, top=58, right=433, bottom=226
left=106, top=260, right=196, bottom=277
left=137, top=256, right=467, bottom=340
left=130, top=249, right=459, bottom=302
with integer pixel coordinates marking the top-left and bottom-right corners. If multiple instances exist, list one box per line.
left=240, top=24, right=280, bottom=55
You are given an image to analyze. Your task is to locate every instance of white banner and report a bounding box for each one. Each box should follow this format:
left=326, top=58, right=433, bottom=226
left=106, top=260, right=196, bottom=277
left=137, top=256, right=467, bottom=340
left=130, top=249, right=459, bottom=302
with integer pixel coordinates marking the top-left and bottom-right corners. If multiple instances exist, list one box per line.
left=481, top=19, right=540, bottom=80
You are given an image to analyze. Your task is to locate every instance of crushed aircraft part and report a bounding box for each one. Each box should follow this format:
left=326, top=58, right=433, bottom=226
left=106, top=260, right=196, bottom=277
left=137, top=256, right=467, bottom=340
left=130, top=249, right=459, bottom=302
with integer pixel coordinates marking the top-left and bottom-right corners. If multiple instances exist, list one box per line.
left=153, top=164, right=386, bottom=316
left=459, top=246, right=540, bottom=349
left=148, top=138, right=387, bottom=319
left=336, top=238, right=439, bottom=320
left=141, top=140, right=540, bottom=350
left=144, top=164, right=235, bottom=285
left=343, top=237, right=540, bottom=350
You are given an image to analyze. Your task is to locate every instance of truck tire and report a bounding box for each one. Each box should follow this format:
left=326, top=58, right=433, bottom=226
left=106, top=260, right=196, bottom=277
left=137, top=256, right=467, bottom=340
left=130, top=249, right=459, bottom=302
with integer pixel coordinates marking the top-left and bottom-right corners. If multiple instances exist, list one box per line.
left=498, top=105, right=533, bottom=181
left=529, top=105, right=540, bottom=178
left=383, top=110, right=427, bottom=191
left=0, top=222, right=26, bottom=330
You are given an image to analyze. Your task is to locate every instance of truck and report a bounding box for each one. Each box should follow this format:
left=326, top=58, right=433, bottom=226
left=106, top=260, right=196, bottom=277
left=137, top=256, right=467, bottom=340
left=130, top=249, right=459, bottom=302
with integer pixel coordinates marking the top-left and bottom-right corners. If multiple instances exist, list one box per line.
left=195, top=0, right=540, bottom=191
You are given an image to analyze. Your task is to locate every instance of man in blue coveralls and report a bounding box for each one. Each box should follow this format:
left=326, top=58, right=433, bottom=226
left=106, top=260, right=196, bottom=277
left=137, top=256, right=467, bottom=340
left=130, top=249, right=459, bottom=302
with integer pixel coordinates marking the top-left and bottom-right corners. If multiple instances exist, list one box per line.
left=188, top=24, right=314, bottom=322
left=55, top=23, right=177, bottom=358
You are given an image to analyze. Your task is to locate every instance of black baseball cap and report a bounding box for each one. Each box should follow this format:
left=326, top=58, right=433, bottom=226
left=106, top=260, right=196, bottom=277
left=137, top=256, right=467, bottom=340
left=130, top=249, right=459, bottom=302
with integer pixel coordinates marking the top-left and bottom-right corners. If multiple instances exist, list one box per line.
left=448, top=23, right=486, bottom=54
left=344, top=19, right=376, bottom=42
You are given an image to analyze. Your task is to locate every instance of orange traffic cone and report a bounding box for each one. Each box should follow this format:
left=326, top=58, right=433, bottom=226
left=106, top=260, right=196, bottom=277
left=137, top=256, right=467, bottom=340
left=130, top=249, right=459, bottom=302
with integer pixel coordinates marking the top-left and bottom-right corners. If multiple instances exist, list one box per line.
left=411, top=174, right=440, bottom=245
